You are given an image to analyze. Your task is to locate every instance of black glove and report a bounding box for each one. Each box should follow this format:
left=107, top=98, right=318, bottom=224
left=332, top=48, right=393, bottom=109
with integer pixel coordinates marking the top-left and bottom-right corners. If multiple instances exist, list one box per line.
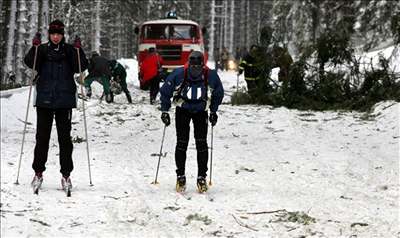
left=209, top=112, right=218, bottom=126
left=32, top=32, right=41, bottom=46
left=238, top=69, right=243, bottom=75
left=161, top=112, right=170, bottom=126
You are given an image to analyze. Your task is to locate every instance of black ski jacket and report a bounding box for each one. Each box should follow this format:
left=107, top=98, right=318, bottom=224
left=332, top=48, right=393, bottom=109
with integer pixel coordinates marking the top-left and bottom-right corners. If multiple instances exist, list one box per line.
left=24, top=40, right=88, bottom=109
left=88, top=55, right=111, bottom=77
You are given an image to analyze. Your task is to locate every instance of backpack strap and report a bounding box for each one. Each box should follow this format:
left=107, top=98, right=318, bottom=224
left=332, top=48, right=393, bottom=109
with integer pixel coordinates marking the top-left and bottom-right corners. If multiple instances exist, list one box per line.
left=175, top=63, right=190, bottom=97
left=175, top=64, right=209, bottom=101
left=203, top=66, right=209, bottom=100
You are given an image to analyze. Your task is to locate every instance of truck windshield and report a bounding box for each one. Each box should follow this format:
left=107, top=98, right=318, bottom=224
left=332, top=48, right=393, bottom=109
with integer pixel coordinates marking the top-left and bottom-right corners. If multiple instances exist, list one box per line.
left=142, top=24, right=197, bottom=40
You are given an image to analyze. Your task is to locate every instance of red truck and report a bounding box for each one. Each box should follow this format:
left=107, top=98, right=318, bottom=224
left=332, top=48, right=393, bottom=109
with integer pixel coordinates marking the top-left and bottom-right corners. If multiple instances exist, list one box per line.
left=135, top=16, right=207, bottom=89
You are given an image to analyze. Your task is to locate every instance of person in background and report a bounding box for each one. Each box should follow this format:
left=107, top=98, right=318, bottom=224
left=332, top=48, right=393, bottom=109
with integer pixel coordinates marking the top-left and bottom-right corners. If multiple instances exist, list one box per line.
left=24, top=19, right=88, bottom=192
left=140, top=47, right=164, bottom=104
left=220, top=47, right=230, bottom=71
left=84, top=52, right=113, bottom=103
left=109, top=59, right=132, bottom=103
left=235, top=46, right=241, bottom=62
left=238, top=45, right=262, bottom=96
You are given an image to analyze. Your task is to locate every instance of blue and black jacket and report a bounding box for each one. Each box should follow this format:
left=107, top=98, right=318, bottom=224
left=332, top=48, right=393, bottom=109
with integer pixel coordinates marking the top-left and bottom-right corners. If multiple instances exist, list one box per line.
left=160, top=66, right=224, bottom=113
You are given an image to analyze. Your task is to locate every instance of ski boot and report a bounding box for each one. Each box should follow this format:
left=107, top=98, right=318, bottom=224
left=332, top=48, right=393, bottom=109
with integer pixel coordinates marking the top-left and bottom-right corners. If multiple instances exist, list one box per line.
left=176, top=175, right=186, bottom=193
left=31, top=173, right=43, bottom=195
left=61, top=176, right=72, bottom=197
left=197, top=176, right=208, bottom=193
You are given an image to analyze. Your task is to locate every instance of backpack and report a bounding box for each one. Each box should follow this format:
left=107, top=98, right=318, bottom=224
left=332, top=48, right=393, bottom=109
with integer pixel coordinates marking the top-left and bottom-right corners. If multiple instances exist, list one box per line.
left=174, top=63, right=209, bottom=102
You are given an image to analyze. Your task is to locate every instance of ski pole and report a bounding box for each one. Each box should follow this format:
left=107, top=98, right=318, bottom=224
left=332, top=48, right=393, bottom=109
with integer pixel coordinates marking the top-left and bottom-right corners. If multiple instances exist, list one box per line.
left=152, top=125, right=166, bottom=185
left=15, top=45, right=39, bottom=185
left=76, top=44, right=93, bottom=186
left=209, top=125, right=214, bottom=186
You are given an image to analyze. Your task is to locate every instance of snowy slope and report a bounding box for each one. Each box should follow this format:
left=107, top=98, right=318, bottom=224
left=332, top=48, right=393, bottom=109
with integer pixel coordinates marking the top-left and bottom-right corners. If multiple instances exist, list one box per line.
left=1, top=58, right=399, bottom=237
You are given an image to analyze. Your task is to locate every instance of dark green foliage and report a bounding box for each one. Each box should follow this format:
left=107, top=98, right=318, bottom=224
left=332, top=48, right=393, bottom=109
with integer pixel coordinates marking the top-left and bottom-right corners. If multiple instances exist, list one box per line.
left=234, top=14, right=400, bottom=112
left=316, top=28, right=353, bottom=69
left=232, top=33, right=399, bottom=111
left=354, top=56, right=400, bottom=110
left=260, top=26, right=273, bottom=47
left=231, top=90, right=253, bottom=105
left=0, top=82, right=21, bottom=91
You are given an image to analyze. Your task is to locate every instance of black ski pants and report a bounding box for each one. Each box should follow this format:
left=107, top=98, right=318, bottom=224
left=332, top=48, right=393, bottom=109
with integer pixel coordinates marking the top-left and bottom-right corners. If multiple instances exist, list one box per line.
left=150, top=75, right=160, bottom=101
left=175, top=107, right=208, bottom=178
left=32, top=107, right=74, bottom=177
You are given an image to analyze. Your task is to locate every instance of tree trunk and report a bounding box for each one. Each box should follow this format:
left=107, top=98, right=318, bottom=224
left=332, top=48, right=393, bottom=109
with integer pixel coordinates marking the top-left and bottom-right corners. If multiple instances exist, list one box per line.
left=94, top=0, right=101, bottom=53
left=117, top=5, right=123, bottom=59
left=40, top=0, right=49, bottom=40
left=246, top=0, right=251, bottom=47
left=208, top=0, right=215, bottom=60
left=223, top=0, right=228, bottom=49
left=239, top=0, right=246, bottom=49
left=16, top=0, right=28, bottom=84
left=25, top=0, right=39, bottom=82
left=3, top=0, right=17, bottom=86
left=229, top=0, right=234, bottom=54
left=64, top=0, right=72, bottom=42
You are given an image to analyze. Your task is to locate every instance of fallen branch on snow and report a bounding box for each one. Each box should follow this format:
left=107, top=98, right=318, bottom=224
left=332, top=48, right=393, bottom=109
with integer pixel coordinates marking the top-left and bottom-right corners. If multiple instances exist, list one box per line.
left=231, top=214, right=258, bottom=231
left=30, top=218, right=51, bottom=227
left=245, top=209, right=287, bottom=215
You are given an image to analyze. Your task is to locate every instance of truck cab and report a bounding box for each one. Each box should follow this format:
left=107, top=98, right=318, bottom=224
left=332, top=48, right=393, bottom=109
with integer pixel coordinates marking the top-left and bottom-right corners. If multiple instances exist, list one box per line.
left=135, top=16, right=206, bottom=89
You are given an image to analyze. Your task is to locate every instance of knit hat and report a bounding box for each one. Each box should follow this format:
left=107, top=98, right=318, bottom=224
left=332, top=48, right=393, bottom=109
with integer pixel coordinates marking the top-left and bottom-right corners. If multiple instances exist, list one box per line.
left=48, top=20, right=65, bottom=35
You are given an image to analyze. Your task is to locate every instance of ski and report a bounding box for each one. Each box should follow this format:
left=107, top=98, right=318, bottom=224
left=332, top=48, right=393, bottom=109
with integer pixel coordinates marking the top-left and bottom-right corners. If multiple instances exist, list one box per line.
left=201, top=192, right=215, bottom=202
left=176, top=191, right=192, bottom=200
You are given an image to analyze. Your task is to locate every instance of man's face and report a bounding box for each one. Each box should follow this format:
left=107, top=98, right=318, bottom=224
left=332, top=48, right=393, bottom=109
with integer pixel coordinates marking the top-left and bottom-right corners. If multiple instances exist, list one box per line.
left=189, top=64, right=203, bottom=78
left=50, top=33, right=63, bottom=44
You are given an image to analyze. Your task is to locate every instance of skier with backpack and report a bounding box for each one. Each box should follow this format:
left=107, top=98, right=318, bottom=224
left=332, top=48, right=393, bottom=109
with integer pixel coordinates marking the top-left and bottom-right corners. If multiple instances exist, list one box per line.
left=23, top=19, right=88, bottom=196
left=159, top=51, right=224, bottom=193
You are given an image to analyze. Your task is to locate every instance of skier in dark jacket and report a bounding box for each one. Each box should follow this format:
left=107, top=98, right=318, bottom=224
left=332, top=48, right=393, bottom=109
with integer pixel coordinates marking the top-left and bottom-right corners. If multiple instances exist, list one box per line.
left=84, top=52, right=113, bottom=103
left=160, top=51, right=224, bottom=193
left=24, top=19, right=88, bottom=192
left=109, top=59, right=132, bottom=103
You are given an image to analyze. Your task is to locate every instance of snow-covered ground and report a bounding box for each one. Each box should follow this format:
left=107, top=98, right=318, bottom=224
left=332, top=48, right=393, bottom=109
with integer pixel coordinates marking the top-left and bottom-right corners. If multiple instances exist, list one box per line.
left=1, top=56, right=399, bottom=237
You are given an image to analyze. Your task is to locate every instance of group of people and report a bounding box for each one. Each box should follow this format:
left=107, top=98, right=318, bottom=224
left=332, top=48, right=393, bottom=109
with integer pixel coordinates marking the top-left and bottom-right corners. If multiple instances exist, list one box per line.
left=84, top=52, right=132, bottom=104
left=23, top=19, right=224, bottom=194
left=238, top=44, right=293, bottom=96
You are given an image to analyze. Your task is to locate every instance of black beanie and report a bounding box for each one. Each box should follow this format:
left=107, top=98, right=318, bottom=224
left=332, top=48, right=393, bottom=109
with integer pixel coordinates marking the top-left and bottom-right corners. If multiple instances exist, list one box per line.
left=48, top=20, right=65, bottom=35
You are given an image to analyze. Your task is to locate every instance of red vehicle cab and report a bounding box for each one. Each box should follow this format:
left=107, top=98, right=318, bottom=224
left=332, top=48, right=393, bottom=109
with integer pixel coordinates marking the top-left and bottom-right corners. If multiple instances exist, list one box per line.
left=135, top=16, right=207, bottom=89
